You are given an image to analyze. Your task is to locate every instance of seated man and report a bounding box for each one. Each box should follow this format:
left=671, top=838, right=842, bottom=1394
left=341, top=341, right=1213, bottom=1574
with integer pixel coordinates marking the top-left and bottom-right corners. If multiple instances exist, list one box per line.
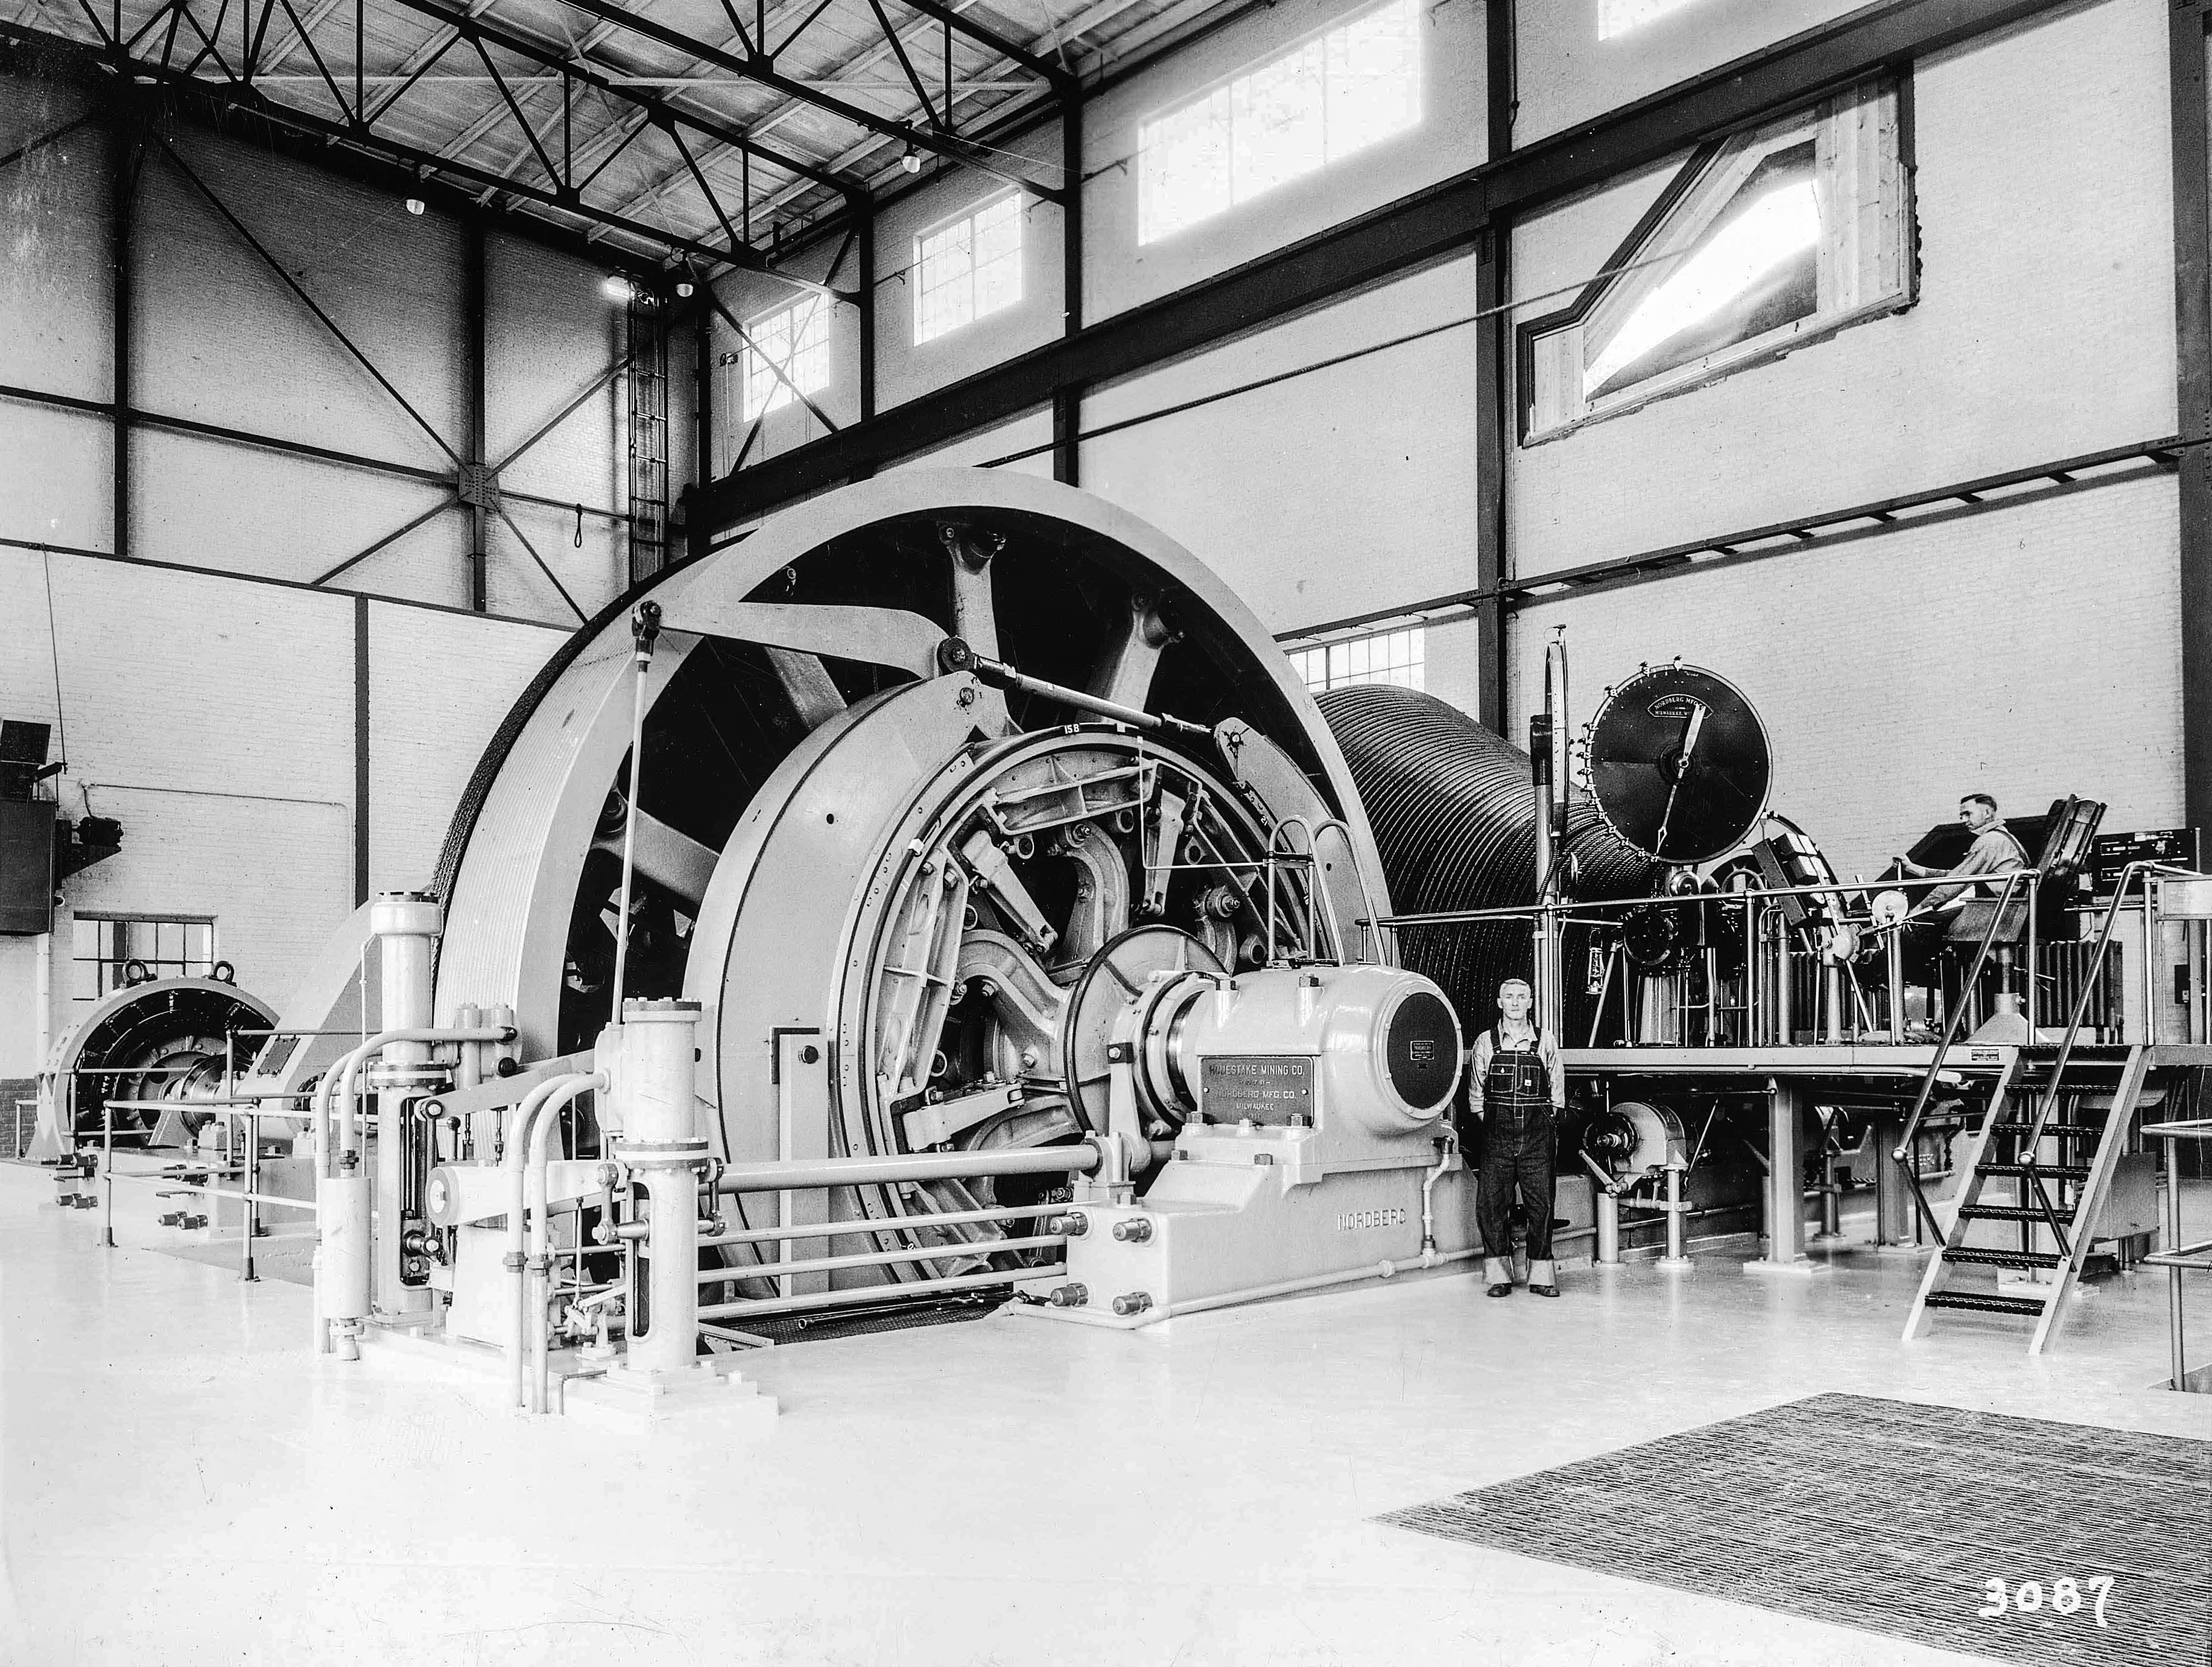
left=1896, top=792, right=2029, bottom=915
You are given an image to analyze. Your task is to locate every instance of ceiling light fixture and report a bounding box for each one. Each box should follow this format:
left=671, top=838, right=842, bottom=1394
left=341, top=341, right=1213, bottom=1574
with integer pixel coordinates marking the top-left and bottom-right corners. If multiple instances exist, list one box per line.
left=404, top=197, right=425, bottom=216
left=675, top=280, right=695, bottom=298
left=901, top=144, right=922, bottom=175
left=601, top=274, right=635, bottom=303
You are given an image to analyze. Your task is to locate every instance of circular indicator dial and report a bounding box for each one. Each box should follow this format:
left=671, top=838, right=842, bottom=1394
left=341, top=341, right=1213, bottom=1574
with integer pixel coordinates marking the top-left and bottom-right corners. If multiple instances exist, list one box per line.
left=1582, top=664, right=1770, bottom=865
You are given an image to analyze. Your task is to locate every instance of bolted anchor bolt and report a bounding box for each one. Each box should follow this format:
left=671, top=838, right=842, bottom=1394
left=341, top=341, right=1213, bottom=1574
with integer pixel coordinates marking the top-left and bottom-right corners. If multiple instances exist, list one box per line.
left=1047, top=1283, right=1088, bottom=1308
left=1110, top=1217, right=1154, bottom=1244
left=1047, top=1210, right=1088, bottom=1237
left=1111, top=1292, right=1152, bottom=1318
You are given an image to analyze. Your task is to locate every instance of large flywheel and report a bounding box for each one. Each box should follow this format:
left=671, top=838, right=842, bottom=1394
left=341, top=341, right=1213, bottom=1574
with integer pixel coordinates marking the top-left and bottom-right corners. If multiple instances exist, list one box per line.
left=427, top=473, right=1393, bottom=1256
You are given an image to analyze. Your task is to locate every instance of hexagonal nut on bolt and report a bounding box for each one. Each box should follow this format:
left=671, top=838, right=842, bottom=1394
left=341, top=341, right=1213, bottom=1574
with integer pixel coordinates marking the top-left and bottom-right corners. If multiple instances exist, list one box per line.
left=1110, top=1217, right=1154, bottom=1243
left=1047, top=1282, right=1088, bottom=1308
left=1047, top=1210, right=1089, bottom=1237
left=1111, top=1292, right=1152, bottom=1317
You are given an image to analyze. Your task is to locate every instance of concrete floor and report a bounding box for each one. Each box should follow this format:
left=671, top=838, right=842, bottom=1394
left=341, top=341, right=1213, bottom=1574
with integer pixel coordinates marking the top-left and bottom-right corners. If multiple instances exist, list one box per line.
left=4, top=1162, right=2208, bottom=1667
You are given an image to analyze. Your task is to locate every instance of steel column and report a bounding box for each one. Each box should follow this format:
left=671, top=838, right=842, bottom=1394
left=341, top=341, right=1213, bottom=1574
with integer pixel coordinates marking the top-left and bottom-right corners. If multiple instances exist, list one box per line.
left=109, top=110, right=135, bottom=564
left=2174, top=1, right=2212, bottom=833
left=858, top=202, right=878, bottom=422
left=1054, top=96, right=1083, bottom=487
left=353, top=595, right=370, bottom=905
left=465, top=215, right=489, bottom=613
left=1473, top=0, right=1513, bottom=733
left=1757, top=1080, right=1810, bottom=1269
left=1472, top=229, right=1506, bottom=734
left=694, top=293, right=715, bottom=491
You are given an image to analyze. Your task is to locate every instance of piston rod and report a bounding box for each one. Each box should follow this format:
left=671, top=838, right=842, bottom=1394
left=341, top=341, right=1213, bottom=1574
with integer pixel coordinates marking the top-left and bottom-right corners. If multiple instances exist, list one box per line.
left=714, top=1143, right=1103, bottom=1195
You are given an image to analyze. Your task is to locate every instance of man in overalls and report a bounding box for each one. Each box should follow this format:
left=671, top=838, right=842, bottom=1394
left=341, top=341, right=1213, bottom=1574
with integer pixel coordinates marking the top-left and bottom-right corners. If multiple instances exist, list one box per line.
left=1470, top=977, right=1565, bottom=1298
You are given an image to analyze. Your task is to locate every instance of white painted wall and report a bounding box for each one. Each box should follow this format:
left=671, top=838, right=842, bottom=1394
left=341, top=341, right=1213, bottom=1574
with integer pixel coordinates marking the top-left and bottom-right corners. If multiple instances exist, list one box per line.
left=1512, top=0, right=1861, bottom=146
left=1085, top=253, right=1480, bottom=631
left=0, top=71, right=607, bottom=1078
left=1508, top=0, right=2176, bottom=580
left=1509, top=474, right=2184, bottom=881
left=366, top=603, right=562, bottom=896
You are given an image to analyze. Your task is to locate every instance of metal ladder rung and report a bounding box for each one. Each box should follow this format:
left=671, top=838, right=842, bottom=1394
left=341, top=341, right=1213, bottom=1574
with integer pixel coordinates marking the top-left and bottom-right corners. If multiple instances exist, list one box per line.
left=1957, top=1202, right=2076, bottom=1223
left=1941, top=1246, right=2062, bottom=1270
left=1977, top=1161, right=2091, bottom=1180
left=1924, top=1291, right=2049, bottom=1316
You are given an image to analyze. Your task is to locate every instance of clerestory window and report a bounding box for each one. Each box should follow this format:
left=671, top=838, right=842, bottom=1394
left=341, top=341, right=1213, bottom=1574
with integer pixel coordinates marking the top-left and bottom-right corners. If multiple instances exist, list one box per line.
left=1518, top=79, right=1913, bottom=441
left=740, top=296, right=831, bottom=422
left=1289, top=627, right=1425, bottom=694
left=1138, top=0, right=1423, bottom=246
left=914, top=192, right=1025, bottom=344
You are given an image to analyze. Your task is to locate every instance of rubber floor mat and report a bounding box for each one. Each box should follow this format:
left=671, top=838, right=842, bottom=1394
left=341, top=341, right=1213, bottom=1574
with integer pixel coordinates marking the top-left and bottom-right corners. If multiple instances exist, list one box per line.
left=1380, top=1392, right=2210, bottom=1666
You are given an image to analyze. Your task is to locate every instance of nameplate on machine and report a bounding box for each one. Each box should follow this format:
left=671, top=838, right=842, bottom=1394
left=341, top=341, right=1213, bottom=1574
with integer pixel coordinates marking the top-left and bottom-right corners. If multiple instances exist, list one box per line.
left=1200, top=1055, right=1314, bottom=1125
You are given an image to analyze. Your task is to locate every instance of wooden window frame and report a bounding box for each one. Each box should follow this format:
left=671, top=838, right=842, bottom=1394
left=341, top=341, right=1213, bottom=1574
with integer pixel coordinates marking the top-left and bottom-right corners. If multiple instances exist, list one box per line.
left=1516, top=76, right=1918, bottom=444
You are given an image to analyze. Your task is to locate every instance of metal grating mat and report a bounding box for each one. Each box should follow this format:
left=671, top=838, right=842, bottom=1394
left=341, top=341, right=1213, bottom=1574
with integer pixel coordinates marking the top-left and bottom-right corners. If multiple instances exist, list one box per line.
left=1380, top=1392, right=2210, bottom=1667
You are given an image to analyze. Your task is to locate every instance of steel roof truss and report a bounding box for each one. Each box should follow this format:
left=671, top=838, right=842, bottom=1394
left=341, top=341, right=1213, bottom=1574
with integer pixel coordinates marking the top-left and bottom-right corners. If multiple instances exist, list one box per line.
left=546, top=0, right=1063, bottom=200
left=381, top=0, right=854, bottom=197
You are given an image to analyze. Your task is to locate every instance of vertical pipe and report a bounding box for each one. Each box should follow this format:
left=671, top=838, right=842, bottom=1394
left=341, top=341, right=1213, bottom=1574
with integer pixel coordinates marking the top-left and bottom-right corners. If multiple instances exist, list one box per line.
left=2164, top=1134, right=2188, bottom=1391
left=1659, top=1162, right=1691, bottom=1268
left=1594, top=1187, right=1619, bottom=1264
left=609, top=608, right=658, bottom=1018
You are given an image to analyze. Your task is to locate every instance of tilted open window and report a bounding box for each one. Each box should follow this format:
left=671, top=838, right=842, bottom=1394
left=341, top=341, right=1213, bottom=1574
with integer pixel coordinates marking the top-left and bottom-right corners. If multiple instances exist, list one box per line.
left=1518, top=80, right=1914, bottom=442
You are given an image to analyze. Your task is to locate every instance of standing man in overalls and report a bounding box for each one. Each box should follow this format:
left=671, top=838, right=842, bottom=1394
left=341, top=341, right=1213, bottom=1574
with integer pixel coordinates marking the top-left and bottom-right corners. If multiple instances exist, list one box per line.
left=1471, top=977, right=1565, bottom=1298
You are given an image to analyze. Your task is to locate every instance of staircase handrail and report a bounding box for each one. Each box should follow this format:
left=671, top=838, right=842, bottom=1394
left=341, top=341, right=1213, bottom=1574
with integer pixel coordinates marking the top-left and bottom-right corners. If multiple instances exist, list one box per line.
left=1892, top=864, right=2038, bottom=1167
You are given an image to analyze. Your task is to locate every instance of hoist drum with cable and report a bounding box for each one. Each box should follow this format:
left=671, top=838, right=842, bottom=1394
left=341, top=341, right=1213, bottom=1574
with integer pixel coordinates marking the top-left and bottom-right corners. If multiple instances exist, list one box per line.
left=1317, top=682, right=1662, bottom=1044
left=420, top=472, right=1398, bottom=1249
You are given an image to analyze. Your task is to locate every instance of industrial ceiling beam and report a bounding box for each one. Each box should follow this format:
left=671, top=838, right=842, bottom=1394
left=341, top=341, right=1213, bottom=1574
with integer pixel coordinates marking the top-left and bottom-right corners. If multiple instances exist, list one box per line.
left=688, top=0, right=2076, bottom=538
left=545, top=0, right=1065, bottom=199
left=0, top=13, right=817, bottom=273
left=600, top=0, right=1026, bottom=250
left=379, top=0, right=851, bottom=194
left=889, top=0, right=1072, bottom=90
left=0, top=22, right=689, bottom=272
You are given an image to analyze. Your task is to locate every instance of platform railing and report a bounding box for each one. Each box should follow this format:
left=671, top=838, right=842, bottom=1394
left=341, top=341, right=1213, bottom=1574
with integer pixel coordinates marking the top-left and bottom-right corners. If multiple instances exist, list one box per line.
left=1379, top=868, right=2057, bottom=1052
left=2139, top=1115, right=2212, bottom=1393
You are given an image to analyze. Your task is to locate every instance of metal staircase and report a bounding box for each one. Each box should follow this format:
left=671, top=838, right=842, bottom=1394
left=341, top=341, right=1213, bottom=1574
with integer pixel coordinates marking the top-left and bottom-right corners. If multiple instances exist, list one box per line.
left=1895, top=856, right=2182, bottom=1354
left=1901, top=1043, right=2150, bottom=1353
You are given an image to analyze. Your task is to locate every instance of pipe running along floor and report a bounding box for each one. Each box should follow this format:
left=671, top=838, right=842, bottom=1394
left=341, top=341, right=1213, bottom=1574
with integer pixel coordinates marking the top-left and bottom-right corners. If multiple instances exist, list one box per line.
left=2, top=1163, right=2210, bottom=1666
